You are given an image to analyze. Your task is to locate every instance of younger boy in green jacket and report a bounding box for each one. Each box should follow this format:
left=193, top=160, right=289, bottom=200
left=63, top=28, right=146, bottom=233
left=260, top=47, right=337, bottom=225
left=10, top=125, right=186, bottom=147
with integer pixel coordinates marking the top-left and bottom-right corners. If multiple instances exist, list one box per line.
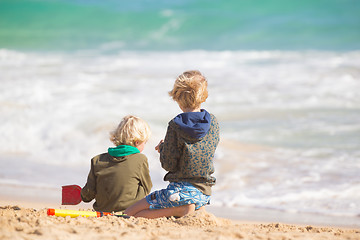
left=81, top=115, right=153, bottom=212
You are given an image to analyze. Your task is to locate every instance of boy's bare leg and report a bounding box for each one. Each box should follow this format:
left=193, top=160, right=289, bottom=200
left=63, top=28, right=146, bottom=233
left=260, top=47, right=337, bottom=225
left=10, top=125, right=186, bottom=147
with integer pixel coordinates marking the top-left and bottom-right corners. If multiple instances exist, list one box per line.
left=133, top=203, right=195, bottom=219
left=124, top=198, right=149, bottom=216
left=125, top=198, right=196, bottom=219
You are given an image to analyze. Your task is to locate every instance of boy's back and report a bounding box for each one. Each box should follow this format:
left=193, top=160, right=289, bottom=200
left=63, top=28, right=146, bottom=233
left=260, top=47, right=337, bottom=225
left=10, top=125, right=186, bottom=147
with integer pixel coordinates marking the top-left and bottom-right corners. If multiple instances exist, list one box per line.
left=159, top=111, right=219, bottom=195
left=81, top=152, right=152, bottom=212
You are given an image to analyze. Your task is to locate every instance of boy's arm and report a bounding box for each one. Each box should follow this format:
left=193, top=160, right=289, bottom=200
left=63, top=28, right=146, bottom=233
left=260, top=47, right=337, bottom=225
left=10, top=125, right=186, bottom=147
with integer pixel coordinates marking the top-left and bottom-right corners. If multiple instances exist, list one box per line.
left=139, top=157, right=153, bottom=195
left=81, top=158, right=96, bottom=202
left=159, top=125, right=180, bottom=172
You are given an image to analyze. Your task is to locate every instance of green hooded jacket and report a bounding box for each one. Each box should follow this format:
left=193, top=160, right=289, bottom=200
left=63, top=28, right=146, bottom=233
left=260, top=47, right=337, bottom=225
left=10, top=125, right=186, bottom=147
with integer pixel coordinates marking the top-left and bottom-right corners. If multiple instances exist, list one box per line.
left=81, top=146, right=152, bottom=212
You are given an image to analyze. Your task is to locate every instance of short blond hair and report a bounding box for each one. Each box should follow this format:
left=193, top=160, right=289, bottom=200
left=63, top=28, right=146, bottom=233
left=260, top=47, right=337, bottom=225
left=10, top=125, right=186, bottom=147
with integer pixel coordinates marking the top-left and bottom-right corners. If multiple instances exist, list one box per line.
left=110, top=115, right=151, bottom=147
left=168, top=70, right=208, bottom=110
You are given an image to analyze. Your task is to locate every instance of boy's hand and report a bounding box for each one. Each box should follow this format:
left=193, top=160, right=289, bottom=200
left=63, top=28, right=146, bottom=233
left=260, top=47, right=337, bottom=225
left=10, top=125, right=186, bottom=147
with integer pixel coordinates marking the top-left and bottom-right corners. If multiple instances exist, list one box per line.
left=155, top=140, right=164, bottom=153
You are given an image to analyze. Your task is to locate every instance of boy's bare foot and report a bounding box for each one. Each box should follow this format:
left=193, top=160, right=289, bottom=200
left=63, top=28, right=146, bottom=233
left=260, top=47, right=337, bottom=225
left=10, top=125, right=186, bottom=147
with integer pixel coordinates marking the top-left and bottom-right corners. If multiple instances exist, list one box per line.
left=196, top=206, right=206, bottom=212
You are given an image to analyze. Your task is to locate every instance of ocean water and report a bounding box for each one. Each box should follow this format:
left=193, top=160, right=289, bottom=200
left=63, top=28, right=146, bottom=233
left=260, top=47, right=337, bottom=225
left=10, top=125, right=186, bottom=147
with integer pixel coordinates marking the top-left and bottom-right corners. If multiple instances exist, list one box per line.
left=1, top=0, right=360, bottom=222
left=1, top=0, right=360, bottom=50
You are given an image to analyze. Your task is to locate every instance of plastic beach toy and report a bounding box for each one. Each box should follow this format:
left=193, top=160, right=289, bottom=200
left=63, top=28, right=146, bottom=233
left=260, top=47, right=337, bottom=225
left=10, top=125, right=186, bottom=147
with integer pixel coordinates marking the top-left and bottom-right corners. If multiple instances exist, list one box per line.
left=62, top=185, right=82, bottom=205
left=47, top=209, right=129, bottom=218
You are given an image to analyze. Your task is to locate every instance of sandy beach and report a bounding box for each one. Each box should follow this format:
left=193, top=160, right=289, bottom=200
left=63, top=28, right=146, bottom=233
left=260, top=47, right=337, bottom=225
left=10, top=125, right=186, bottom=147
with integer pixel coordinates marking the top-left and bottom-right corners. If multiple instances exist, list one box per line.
left=1, top=198, right=359, bottom=240
left=1, top=142, right=359, bottom=240
left=1, top=151, right=360, bottom=240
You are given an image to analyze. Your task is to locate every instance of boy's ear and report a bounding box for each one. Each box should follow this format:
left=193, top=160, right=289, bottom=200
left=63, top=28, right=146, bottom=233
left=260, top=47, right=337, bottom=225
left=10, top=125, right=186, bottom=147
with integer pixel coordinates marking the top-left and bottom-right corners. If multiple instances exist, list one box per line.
left=134, top=140, right=140, bottom=147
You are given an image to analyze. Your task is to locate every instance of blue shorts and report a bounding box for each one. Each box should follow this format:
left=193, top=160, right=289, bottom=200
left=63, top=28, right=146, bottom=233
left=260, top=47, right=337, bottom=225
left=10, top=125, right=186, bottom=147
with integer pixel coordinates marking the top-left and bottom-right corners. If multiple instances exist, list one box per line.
left=145, top=182, right=210, bottom=210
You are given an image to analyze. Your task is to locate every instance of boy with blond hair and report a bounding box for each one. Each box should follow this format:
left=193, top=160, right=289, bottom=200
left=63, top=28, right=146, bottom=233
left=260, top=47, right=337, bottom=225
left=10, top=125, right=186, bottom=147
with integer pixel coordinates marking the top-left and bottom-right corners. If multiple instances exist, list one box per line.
left=125, top=70, right=220, bottom=218
left=81, top=115, right=153, bottom=212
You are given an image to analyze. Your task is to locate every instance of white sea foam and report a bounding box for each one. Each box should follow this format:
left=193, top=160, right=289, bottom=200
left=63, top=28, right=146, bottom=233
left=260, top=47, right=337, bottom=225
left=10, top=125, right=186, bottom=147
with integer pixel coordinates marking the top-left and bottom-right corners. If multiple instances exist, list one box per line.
left=0, top=49, right=359, bottom=217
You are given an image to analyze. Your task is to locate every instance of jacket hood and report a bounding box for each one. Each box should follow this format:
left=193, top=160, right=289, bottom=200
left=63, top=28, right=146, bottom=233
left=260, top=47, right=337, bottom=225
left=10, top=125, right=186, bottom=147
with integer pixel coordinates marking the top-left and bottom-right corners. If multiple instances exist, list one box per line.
left=173, top=109, right=211, bottom=139
left=108, top=145, right=140, bottom=161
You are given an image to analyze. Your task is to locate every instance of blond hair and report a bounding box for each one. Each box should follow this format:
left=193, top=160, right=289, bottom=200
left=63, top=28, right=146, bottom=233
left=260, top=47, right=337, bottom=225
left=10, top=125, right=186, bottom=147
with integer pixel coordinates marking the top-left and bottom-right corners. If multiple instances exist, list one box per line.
left=168, top=70, right=208, bottom=110
left=110, top=115, right=151, bottom=147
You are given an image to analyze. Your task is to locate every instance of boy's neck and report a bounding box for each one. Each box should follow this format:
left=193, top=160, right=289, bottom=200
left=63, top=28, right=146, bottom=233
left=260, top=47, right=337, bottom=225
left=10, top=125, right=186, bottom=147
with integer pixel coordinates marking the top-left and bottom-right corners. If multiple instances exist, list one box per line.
left=181, top=107, right=201, bottom=113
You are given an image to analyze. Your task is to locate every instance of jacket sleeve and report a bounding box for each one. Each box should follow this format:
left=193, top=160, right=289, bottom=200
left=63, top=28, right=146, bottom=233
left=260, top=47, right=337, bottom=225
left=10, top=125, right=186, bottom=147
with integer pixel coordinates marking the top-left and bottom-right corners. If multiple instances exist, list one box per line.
left=139, top=157, right=153, bottom=195
left=81, top=157, right=97, bottom=202
left=159, top=124, right=181, bottom=172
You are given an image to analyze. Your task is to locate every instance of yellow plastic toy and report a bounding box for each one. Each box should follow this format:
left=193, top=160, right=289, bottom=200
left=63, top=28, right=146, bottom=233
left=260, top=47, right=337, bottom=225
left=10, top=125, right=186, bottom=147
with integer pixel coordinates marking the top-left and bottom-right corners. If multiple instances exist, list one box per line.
left=47, top=208, right=129, bottom=218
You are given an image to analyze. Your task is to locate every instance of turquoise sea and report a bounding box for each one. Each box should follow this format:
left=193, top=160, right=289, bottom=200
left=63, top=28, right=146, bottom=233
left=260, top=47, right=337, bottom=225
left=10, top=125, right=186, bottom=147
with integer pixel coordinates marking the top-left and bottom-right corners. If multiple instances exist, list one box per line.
left=1, top=0, right=360, bottom=51
left=0, top=0, right=360, bottom=226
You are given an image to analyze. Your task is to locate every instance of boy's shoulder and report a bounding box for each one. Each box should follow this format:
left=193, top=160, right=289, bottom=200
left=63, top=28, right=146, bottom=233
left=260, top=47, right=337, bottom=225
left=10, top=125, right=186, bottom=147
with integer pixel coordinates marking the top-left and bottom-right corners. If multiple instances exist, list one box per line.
left=168, top=111, right=218, bottom=128
left=91, top=152, right=109, bottom=160
left=90, top=152, right=111, bottom=165
left=210, top=113, right=219, bottom=125
left=91, top=152, right=147, bottom=164
left=127, top=152, right=148, bottom=161
left=209, top=112, right=217, bottom=119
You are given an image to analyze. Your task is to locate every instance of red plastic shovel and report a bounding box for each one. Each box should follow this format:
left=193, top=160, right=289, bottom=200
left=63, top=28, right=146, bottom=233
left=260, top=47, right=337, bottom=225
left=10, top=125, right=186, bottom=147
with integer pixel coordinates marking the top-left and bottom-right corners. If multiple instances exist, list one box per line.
left=62, top=185, right=82, bottom=205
